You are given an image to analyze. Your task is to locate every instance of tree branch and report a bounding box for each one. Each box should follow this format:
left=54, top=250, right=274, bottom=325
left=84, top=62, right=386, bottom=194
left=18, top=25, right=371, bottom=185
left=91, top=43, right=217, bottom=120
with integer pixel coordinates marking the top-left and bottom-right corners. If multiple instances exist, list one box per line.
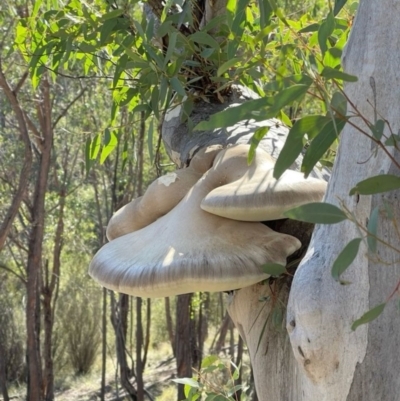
left=0, top=262, right=27, bottom=285
left=0, top=60, right=33, bottom=252
left=52, top=87, right=87, bottom=129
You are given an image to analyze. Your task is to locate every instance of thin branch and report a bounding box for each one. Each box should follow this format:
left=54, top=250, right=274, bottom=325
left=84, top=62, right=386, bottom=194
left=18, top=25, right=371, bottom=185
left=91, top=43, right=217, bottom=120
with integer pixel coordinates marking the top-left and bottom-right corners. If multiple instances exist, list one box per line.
left=52, top=87, right=87, bottom=129
left=13, top=71, right=29, bottom=95
left=0, top=59, right=33, bottom=252
left=0, top=262, right=27, bottom=285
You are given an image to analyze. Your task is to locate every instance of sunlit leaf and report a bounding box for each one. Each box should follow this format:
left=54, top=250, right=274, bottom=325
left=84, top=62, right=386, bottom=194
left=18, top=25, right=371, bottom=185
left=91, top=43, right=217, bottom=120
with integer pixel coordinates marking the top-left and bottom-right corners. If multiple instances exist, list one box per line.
left=331, top=238, right=362, bottom=282
left=321, top=67, right=358, bottom=82
left=195, top=85, right=310, bottom=131
left=248, top=126, right=270, bottom=164
left=352, top=303, right=386, bottom=331
left=100, top=130, right=118, bottom=164
left=217, top=58, right=241, bottom=76
left=284, top=202, right=348, bottom=224
left=318, top=12, right=335, bottom=55
left=173, top=378, right=200, bottom=388
left=349, top=174, right=400, bottom=195
left=274, top=115, right=331, bottom=179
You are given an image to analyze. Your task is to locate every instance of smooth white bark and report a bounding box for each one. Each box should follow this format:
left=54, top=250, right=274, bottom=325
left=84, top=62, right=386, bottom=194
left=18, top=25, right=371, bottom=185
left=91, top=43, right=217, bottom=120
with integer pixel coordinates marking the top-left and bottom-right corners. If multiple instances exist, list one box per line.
left=228, top=1, right=400, bottom=400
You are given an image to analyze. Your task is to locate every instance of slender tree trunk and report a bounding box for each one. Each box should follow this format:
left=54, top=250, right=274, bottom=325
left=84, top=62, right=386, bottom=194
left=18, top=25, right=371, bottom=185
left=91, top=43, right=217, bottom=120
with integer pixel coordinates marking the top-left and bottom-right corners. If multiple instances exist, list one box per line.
left=212, top=312, right=231, bottom=354
left=175, top=294, right=192, bottom=401
left=101, top=287, right=107, bottom=401
left=165, top=297, right=175, bottom=356
left=26, top=76, right=54, bottom=401
left=136, top=298, right=144, bottom=401
left=110, top=293, right=137, bottom=401
left=0, top=340, right=9, bottom=401
left=142, top=300, right=151, bottom=368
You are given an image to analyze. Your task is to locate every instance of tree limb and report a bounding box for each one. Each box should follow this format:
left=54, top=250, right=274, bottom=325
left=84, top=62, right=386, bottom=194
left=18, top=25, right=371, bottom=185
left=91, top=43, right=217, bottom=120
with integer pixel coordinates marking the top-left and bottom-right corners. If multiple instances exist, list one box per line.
left=0, top=60, right=33, bottom=252
left=52, top=87, right=87, bottom=129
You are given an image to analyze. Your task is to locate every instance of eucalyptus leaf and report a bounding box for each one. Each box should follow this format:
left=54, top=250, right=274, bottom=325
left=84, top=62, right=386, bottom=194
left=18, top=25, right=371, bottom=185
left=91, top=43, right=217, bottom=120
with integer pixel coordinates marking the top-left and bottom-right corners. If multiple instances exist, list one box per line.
left=351, top=303, right=386, bottom=331
left=321, top=67, right=358, bottom=82
left=248, top=127, right=270, bottom=164
left=173, top=378, right=200, bottom=388
left=367, top=206, right=379, bottom=253
left=331, top=238, right=362, bottom=282
left=349, top=174, right=400, bottom=195
left=274, top=115, right=331, bottom=179
left=194, top=84, right=310, bottom=131
left=284, top=202, right=348, bottom=224
left=301, top=118, right=346, bottom=177
left=334, top=0, right=348, bottom=16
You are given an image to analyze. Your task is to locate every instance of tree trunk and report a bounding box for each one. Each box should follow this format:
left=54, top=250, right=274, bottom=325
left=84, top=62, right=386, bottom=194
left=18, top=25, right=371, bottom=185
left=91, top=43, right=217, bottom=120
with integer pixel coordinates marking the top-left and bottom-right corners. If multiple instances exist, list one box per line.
left=26, top=76, right=54, bottom=401
left=136, top=298, right=145, bottom=401
left=165, top=297, right=175, bottom=356
left=285, top=1, right=400, bottom=400
left=0, top=339, right=9, bottom=401
left=175, top=294, right=193, bottom=401
left=110, top=293, right=137, bottom=401
left=156, top=1, right=400, bottom=399
left=225, top=1, right=400, bottom=400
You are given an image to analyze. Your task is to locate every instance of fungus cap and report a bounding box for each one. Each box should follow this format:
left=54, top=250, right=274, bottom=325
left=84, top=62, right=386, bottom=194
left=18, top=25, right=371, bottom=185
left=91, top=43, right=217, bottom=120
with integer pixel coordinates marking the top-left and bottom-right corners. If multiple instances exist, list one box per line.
left=90, top=144, right=327, bottom=298
left=106, top=145, right=222, bottom=240
left=201, top=145, right=327, bottom=221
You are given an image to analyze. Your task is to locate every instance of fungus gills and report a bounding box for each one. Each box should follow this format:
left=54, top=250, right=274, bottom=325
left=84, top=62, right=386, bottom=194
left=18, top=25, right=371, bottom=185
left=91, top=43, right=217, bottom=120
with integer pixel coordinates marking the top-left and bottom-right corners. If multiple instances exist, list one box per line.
left=89, top=144, right=327, bottom=298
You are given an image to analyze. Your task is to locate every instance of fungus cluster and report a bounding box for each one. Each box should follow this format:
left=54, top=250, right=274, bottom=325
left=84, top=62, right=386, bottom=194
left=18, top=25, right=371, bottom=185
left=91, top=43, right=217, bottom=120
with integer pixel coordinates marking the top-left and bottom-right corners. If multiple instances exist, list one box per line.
left=89, top=144, right=327, bottom=298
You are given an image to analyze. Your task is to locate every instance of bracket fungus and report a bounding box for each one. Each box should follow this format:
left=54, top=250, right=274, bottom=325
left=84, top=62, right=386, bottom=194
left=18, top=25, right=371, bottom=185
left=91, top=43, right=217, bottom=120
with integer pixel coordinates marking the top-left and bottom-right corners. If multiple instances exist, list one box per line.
left=89, top=144, right=327, bottom=298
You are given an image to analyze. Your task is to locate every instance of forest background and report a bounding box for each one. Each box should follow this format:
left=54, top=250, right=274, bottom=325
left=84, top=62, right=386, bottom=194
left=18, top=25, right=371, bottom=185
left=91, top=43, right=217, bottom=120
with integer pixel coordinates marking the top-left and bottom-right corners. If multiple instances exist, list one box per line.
left=0, top=0, right=357, bottom=400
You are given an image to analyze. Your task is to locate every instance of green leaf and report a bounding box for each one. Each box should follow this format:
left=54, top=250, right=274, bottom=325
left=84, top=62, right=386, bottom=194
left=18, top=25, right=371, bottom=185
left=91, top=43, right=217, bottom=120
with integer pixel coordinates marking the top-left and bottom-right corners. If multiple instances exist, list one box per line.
left=217, top=58, right=241, bottom=76
left=100, top=19, right=117, bottom=45
left=321, top=67, right=358, bottom=82
left=90, top=134, right=101, bottom=160
left=172, top=378, right=200, bottom=388
left=258, top=0, right=273, bottom=28
left=102, top=9, right=124, bottom=20
left=231, top=0, right=250, bottom=39
left=302, top=118, right=346, bottom=177
left=318, top=12, right=335, bottom=55
left=261, top=263, right=286, bottom=276
left=331, top=238, right=362, bottom=282
left=248, top=127, right=270, bottom=164
left=194, top=85, right=310, bottom=131
left=284, top=202, right=348, bottom=224
left=334, top=0, right=348, bottom=16
left=170, top=77, right=186, bottom=97
left=351, top=303, right=386, bottom=331
left=367, top=206, right=379, bottom=253
left=274, top=115, right=331, bottom=179
left=331, top=92, right=347, bottom=117
left=100, top=130, right=118, bottom=164
left=298, top=23, right=320, bottom=33
left=349, top=174, right=400, bottom=195
left=163, top=31, right=177, bottom=67
left=189, top=31, right=219, bottom=49
left=201, top=355, right=218, bottom=369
